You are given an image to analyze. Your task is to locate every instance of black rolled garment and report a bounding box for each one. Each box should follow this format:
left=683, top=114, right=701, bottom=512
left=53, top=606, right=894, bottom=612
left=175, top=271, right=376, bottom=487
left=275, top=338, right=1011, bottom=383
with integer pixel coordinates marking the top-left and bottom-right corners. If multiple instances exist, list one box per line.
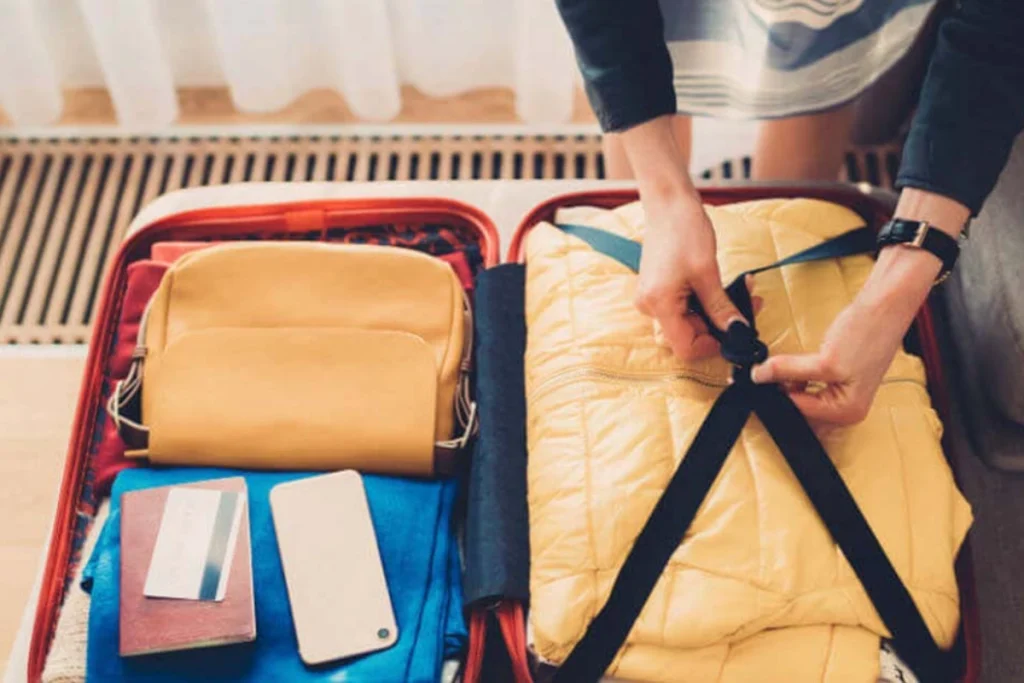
left=555, top=0, right=676, bottom=132
left=463, top=264, right=530, bottom=606
left=896, top=0, right=1024, bottom=215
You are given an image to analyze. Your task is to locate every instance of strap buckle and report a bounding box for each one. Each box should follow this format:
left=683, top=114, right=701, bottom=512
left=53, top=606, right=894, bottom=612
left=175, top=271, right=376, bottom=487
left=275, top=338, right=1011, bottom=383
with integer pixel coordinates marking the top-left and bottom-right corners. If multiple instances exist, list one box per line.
left=719, top=321, right=769, bottom=370
left=910, top=221, right=931, bottom=249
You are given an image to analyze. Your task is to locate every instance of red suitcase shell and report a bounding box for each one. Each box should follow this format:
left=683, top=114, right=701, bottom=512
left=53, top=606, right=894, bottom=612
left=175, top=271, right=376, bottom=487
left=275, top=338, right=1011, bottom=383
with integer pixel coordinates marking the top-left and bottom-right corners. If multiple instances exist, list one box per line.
left=26, top=196, right=500, bottom=683
left=28, top=185, right=979, bottom=683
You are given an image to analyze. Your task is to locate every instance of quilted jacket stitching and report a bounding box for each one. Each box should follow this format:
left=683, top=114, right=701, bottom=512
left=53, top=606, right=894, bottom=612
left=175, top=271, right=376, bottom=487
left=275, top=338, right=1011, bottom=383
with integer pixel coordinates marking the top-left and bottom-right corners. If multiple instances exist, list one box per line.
left=921, top=596, right=946, bottom=646
left=887, top=406, right=916, bottom=589
left=660, top=557, right=678, bottom=647
left=765, top=218, right=808, bottom=353
left=562, top=230, right=603, bottom=647
left=822, top=626, right=837, bottom=680
left=533, top=559, right=784, bottom=593
left=712, top=642, right=729, bottom=681
left=835, top=247, right=855, bottom=304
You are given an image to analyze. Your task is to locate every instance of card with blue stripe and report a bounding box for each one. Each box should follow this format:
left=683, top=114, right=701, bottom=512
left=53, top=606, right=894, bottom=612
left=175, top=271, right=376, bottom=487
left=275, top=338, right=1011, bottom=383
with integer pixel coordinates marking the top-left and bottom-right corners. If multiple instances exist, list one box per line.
left=143, top=486, right=246, bottom=602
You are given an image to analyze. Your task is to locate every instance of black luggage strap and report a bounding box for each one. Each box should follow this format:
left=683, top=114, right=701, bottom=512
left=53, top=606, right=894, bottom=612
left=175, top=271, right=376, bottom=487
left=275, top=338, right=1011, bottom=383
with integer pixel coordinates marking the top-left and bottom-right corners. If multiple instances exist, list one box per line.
left=550, top=223, right=953, bottom=683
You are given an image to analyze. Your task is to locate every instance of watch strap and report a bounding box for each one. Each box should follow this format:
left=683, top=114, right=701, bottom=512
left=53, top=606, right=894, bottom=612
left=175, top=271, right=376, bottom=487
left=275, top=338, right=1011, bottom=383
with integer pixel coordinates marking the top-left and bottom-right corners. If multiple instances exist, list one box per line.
left=876, top=219, right=960, bottom=283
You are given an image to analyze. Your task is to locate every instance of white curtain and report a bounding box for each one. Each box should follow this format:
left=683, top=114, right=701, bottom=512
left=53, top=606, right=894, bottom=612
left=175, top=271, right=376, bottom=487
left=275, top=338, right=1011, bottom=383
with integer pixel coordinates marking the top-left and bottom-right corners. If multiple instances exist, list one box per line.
left=0, top=0, right=578, bottom=127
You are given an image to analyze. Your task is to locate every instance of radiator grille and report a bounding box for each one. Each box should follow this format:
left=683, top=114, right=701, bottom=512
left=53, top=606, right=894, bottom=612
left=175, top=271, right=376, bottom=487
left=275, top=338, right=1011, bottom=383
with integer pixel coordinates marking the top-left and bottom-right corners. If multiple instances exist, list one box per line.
left=0, top=134, right=900, bottom=344
left=703, top=144, right=903, bottom=187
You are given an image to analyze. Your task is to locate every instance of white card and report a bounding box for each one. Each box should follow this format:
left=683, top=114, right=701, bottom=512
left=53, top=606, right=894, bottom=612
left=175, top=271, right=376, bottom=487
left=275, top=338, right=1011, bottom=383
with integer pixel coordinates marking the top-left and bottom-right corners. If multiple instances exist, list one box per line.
left=143, top=487, right=246, bottom=602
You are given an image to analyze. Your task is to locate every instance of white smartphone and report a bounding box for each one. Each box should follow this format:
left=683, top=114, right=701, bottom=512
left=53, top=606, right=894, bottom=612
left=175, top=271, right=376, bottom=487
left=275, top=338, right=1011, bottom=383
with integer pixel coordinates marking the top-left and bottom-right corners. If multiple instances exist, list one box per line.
left=270, top=470, right=398, bottom=666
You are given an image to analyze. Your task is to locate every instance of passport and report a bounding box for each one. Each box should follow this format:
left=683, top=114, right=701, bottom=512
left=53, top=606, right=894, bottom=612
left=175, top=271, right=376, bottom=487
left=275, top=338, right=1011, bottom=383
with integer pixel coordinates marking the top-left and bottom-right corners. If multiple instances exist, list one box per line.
left=119, top=477, right=255, bottom=657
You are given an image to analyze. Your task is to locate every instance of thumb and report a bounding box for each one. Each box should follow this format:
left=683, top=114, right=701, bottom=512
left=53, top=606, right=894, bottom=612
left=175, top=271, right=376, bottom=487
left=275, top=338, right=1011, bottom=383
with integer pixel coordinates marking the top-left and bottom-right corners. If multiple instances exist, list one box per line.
left=751, top=353, right=829, bottom=385
left=691, top=270, right=745, bottom=333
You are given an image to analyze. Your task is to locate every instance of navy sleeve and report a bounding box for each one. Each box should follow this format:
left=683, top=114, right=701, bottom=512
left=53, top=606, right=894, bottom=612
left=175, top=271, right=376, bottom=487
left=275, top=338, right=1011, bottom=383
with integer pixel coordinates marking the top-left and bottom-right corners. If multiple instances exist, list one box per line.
left=555, top=0, right=677, bottom=132
left=896, top=0, right=1024, bottom=215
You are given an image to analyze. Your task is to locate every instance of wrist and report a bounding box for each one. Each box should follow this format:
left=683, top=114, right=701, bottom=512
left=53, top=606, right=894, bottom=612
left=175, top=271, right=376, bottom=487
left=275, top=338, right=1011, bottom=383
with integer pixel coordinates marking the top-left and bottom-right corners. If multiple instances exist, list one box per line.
left=639, top=175, right=700, bottom=211
left=619, top=115, right=699, bottom=208
left=638, top=182, right=707, bottom=240
left=858, top=242, right=939, bottom=326
left=857, top=188, right=969, bottom=321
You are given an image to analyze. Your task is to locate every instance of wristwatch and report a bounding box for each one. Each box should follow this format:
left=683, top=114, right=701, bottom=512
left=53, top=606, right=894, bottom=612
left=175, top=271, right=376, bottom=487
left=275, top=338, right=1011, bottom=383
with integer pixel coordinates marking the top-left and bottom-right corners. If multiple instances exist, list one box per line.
left=876, top=218, right=962, bottom=284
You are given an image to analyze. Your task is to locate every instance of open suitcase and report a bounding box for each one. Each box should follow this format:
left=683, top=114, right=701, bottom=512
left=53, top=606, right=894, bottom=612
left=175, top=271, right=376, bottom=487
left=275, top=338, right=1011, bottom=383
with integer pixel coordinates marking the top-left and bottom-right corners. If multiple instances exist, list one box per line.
left=27, top=183, right=980, bottom=683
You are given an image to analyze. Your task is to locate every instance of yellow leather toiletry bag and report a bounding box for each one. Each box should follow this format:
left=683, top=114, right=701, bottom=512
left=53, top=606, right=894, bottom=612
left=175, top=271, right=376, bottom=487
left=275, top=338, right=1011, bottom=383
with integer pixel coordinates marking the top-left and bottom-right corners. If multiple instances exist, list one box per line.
left=108, top=241, right=474, bottom=476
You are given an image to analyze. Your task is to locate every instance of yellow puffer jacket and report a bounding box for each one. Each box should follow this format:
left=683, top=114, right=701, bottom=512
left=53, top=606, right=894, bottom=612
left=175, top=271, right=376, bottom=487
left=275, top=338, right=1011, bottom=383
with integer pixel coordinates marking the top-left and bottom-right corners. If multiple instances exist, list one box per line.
left=525, top=198, right=972, bottom=683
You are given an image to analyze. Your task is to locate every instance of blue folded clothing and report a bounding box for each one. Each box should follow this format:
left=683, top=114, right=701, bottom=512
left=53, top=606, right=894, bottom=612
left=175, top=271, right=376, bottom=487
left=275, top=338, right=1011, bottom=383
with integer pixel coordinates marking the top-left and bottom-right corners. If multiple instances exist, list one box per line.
left=83, top=468, right=466, bottom=683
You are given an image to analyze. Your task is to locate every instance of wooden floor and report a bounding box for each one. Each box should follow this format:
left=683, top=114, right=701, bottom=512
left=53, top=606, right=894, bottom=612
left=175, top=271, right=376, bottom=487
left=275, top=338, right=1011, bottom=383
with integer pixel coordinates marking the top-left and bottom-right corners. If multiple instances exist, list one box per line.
left=0, top=86, right=598, bottom=128
left=0, top=351, right=85, bottom=677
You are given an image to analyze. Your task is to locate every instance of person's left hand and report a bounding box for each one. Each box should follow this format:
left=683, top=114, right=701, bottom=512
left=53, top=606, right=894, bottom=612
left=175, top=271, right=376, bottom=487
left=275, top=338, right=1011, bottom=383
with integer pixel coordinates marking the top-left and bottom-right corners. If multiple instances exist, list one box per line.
left=749, top=188, right=969, bottom=426
left=750, top=239, right=943, bottom=425
left=749, top=296, right=908, bottom=425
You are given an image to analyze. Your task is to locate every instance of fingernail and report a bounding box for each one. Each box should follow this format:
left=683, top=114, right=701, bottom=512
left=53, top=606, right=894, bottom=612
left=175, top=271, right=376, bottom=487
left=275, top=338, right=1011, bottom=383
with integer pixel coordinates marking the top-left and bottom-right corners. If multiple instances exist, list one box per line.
left=726, top=315, right=748, bottom=329
left=750, top=364, right=765, bottom=384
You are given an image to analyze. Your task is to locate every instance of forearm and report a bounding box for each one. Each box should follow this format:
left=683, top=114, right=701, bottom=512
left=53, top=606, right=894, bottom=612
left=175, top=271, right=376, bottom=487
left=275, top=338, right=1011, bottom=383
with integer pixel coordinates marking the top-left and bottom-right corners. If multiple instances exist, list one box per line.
left=619, top=115, right=699, bottom=206
left=857, top=188, right=970, bottom=327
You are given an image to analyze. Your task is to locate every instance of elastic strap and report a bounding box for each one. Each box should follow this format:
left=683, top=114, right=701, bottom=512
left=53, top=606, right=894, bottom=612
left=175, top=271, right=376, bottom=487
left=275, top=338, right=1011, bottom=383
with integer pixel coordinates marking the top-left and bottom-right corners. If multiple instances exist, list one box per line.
left=464, top=602, right=532, bottom=683
left=464, top=611, right=487, bottom=683
left=555, top=223, right=875, bottom=332
left=554, top=224, right=875, bottom=278
left=498, top=602, right=534, bottom=683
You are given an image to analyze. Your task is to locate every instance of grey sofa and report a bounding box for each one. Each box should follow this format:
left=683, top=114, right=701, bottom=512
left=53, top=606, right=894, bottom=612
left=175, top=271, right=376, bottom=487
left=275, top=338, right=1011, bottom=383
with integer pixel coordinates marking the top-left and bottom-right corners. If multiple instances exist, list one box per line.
left=939, top=133, right=1024, bottom=682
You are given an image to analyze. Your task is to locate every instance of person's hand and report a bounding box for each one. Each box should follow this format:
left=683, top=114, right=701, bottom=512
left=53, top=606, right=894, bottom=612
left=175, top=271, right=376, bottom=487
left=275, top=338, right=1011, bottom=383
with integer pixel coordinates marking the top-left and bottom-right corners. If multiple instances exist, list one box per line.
left=750, top=295, right=908, bottom=424
left=749, top=247, right=940, bottom=425
left=614, top=115, right=747, bottom=360
left=634, top=191, right=746, bottom=360
left=750, top=188, right=968, bottom=424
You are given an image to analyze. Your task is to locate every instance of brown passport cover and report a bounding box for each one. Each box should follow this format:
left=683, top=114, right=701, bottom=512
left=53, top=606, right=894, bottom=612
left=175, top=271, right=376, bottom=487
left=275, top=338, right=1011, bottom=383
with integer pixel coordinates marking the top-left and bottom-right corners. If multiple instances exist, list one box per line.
left=119, top=477, right=255, bottom=657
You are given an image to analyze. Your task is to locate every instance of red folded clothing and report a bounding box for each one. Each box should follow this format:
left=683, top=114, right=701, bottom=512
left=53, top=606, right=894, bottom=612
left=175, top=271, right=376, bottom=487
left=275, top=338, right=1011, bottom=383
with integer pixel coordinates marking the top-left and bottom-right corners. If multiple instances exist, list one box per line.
left=151, top=241, right=220, bottom=264
left=107, top=261, right=168, bottom=379
left=92, top=381, right=135, bottom=497
left=439, top=252, right=474, bottom=291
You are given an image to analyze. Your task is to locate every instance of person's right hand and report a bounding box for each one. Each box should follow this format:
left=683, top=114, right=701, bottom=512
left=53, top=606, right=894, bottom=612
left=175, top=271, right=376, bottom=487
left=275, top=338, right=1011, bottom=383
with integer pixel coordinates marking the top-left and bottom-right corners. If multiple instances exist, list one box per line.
left=615, top=115, right=747, bottom=359
left=634, top=190, right=747, bottom=360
